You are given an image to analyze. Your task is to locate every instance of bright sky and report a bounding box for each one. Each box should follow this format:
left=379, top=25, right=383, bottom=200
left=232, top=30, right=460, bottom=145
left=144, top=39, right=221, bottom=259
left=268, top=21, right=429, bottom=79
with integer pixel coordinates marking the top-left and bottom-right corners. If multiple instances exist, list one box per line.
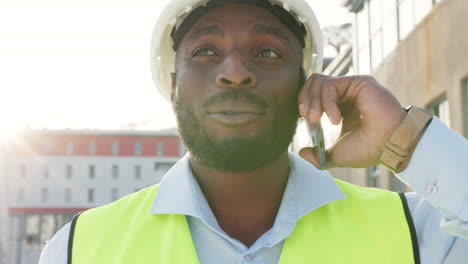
left=0, top=0, right=352, bottom=133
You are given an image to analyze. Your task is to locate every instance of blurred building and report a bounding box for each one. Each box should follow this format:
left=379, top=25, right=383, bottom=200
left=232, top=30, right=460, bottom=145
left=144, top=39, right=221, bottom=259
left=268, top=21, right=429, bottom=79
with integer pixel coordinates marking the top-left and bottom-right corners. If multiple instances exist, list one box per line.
left=330, top=0, right=468, bottom=190
left=2, top=128, right=183, bottom=264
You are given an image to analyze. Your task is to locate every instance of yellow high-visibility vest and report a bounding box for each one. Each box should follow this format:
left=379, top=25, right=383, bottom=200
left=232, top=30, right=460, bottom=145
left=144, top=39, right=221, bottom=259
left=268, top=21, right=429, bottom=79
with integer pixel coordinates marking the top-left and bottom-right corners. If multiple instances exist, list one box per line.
left=69, top=179, right=419, bottom=263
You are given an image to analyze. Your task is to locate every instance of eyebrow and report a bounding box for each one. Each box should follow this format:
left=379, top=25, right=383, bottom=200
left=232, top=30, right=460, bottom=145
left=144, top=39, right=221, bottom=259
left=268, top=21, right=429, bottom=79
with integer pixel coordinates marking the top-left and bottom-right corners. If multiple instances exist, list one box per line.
left=251, top=24, right=290, bottom=44
left=187, top=24, right=224, bottom=42
left=186, top=23, right=290, bottom=44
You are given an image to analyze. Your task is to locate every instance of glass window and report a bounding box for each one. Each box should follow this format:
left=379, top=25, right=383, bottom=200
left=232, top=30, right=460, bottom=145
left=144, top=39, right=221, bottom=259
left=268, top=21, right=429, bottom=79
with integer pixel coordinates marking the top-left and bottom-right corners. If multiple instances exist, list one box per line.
left=111, top=188, right=118, bottom=201
left=25, top=215, right=40, bottom=246
left=41, top=188, right=48, bottom=203
left=366, top=165, right=380, bottom=187
left=356, top=3, right=370, bottom=50
left=135, top=141, right=142, bottom=156
left=66, top=141, right=74, bottom=155
left=155, top=163, right=173, bottom=173
left=414, top=0, right=432, bottom=24
left=112, top=141, right=119, bottom=156
left=157, top=142, right=165, bottom=156
left=40, top=214, right=56, bottom=247
left=112, top=165, right=119, bottom=179
left=65, top=188, right=72, bottom=203
left=88, top=188, right=94, bottom=203
left=382, top=0, right=397, bottom=20
left=371, top=31, right=383, bottom=69
left=382, top=15, right=398, bottom=58
left=179, top=143, right=186, bottom=156
left=358, top=45, right=371, bottom=74
left=398, top=0, right=415, bottom=40
left=66, top=165, right=72, bottom=179
left=135, top=165, right=141, bottom=180
left=89, top=165, right=95, bottom=179
left=427, top=96, right=451, bottom=127
left=369, top=0, right=382, bottom=35
left=20, top=164, right=26, bottom=177
left=89, top=141, right=96, bottom=155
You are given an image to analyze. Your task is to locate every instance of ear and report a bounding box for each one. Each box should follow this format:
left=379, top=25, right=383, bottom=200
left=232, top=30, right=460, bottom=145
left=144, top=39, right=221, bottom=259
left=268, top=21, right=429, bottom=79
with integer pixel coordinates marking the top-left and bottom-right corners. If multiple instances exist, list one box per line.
left=170, top=72, right=177, bottom=102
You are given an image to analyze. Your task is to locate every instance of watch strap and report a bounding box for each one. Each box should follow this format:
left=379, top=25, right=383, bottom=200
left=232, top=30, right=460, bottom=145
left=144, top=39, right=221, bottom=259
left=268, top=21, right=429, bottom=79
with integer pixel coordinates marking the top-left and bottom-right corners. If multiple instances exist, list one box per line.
left=379, top=106, right=433, bottom=172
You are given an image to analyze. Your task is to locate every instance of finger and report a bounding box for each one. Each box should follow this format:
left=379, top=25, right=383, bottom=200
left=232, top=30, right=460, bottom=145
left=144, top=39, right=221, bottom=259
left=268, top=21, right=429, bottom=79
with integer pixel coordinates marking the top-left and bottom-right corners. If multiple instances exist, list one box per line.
left=308, top=74, right=327, bottom=123
left=327, top=130, right=377, bottom=168
left=298, top=146, right=334, bottom=169
left=298, top=147, right=319, bottom=168
left=320, top=79, right=342, bottom=125
left=297, top=76, right=313, bottom=118
left=298, top=73, right=326, bottom=123
left=298, top=73, right=325, bottom=119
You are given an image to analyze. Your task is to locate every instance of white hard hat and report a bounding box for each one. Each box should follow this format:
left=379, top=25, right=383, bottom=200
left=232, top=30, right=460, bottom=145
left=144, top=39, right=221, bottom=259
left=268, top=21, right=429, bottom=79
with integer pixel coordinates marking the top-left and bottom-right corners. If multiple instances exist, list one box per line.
left=150, top=0, right=323, bottom=102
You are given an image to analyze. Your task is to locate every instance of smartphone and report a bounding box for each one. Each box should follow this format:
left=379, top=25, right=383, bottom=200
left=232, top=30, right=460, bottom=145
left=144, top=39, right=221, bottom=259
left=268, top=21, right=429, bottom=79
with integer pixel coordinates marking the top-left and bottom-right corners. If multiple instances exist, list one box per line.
left=304, top=119, right=327, bottom=170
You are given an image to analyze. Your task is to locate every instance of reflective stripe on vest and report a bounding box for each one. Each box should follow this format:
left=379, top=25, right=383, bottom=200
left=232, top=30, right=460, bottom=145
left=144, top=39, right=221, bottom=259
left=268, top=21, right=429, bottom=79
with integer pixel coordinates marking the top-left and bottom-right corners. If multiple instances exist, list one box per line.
left=69, top=179, right=419, bottom=264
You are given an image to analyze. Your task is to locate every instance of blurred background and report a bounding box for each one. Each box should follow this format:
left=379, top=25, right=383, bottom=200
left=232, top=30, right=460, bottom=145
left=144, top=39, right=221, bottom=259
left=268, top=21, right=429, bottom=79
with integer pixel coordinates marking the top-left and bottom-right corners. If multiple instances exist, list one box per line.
left=0, top=0, right=467, bottom=263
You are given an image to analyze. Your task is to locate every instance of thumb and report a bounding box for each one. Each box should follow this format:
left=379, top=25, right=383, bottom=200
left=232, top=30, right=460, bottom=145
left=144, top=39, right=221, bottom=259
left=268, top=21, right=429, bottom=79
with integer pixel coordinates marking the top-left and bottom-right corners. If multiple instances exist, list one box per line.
left=326, top=130, right=377, bottom=168
left=299, top=147, right=332, bottom=169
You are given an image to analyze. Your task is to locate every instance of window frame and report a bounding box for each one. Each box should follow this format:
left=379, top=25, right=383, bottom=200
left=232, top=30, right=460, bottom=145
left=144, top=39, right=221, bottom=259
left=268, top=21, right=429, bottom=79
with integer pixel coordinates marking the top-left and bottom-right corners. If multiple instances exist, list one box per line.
left=426, top=94, right=451, bottom=127
left=112, top=164, right=119, bottom=179
left=135, top=141, right=142, bottom=156
left=89, top=165, right=95, bottom=179
left=463, top=77, right=468, bottom=138
left=66, top=164, right=72, bottom=179
left=88, top=188, right=94, bottom=203
left=135, top=165, right=141, bottom=180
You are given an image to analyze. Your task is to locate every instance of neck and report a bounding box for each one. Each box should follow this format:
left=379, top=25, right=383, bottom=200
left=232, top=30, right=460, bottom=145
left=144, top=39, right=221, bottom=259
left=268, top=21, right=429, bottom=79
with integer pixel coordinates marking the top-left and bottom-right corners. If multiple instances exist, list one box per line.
left=189, top=151, right=291, bottom=246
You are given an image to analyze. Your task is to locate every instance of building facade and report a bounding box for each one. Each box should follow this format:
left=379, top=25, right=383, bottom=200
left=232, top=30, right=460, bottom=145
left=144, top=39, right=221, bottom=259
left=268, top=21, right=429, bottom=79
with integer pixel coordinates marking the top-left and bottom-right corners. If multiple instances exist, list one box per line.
left=332, top=0, right=468, bottom=190
left=2, top=129, right=184, bottom=264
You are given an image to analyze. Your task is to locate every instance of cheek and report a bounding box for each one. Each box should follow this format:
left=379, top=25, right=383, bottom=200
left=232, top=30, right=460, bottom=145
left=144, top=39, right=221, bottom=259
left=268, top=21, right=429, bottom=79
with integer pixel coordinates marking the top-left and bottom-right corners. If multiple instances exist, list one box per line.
left=175, top=59, right=218, bottom=97
left=174, top=63, right=217, bottom=119
left=256, top=67, right=301, bottom=103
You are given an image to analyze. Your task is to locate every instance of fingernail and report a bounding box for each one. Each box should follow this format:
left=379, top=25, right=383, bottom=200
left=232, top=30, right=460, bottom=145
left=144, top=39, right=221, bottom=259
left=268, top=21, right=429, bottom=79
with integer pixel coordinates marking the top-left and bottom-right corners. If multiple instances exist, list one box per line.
left=328, top=113, right=339, bottom=124
left=299, top=104, right=308, bottom=117
left=309, top=107, right=319, bottom=119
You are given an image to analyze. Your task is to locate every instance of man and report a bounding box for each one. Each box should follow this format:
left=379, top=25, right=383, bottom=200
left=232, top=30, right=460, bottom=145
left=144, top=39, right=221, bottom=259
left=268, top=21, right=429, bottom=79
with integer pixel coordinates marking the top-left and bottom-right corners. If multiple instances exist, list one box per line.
left=40, top=0, right=468, bottom=263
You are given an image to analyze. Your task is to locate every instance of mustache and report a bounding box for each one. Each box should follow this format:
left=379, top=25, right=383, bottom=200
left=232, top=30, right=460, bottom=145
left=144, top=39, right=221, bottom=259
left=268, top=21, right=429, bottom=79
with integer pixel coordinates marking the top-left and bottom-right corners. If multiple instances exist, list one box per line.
left=202, top=90, right=269, bottom=109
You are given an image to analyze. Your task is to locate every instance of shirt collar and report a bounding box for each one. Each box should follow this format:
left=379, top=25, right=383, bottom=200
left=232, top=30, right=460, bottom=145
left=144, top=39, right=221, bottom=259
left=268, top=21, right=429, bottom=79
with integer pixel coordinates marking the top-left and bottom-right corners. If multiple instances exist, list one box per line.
left=151, top=153, right=346, bottom=220
left=150, top=154, right=200, bottom=217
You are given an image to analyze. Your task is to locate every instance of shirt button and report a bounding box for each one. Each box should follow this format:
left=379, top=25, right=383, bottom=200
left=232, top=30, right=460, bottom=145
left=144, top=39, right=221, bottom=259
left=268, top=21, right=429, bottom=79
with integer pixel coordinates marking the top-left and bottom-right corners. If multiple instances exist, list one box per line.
left=244, top=254, right=253, bottom=262
left=426, top=184, right=438, bottom=194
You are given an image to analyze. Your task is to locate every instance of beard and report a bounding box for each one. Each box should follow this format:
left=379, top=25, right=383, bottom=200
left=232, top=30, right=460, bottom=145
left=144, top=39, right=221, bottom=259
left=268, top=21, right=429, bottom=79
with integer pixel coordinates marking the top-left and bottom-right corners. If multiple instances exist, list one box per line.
left=173, top=90, right=300, bottom=172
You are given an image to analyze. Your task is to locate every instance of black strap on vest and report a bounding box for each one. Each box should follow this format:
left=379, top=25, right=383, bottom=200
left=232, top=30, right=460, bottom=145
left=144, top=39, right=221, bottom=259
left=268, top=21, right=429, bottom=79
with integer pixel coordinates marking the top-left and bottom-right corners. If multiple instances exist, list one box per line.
left=398, top=193, right=421, bottom=264
left=67, top=212, right=82, bottom=264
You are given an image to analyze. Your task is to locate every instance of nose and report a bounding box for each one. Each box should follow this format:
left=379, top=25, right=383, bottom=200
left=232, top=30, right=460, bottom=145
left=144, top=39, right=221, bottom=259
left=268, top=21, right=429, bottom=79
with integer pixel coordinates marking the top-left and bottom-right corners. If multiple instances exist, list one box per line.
left=216, top=55, right=256, bottom=89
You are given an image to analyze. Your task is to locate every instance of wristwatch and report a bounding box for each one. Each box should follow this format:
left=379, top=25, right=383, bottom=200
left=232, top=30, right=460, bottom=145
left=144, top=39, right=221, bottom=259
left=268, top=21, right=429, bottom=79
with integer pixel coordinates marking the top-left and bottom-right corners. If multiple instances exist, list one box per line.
left=379, top=106, right=433, bottom=173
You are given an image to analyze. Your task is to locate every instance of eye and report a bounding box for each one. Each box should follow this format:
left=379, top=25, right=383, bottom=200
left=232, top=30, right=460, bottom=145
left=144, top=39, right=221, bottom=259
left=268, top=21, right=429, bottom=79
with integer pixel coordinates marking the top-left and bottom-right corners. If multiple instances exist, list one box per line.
left=193, top=47, right=217, bottom=57
left=256, top=49, right=281, bottom=58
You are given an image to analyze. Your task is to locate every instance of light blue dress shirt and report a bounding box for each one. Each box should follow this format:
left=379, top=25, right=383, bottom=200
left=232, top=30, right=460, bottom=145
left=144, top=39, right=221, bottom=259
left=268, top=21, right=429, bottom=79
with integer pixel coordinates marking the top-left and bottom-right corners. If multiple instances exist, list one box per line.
left=40, top=118, right=468, bottom=264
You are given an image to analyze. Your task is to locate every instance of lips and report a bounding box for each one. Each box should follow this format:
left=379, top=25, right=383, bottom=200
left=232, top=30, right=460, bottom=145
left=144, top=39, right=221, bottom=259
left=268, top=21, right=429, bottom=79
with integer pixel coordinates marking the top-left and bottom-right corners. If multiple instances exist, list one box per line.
left=206, top=101, right=266, bottom=126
